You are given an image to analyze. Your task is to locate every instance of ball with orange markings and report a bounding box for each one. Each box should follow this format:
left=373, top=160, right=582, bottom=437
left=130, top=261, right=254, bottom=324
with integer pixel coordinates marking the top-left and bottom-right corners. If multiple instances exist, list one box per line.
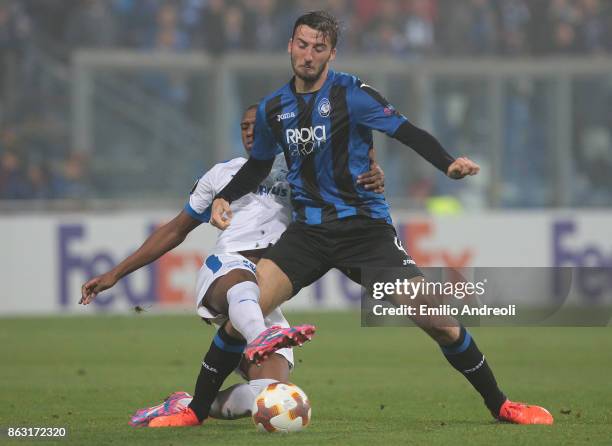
left=252, top=382, right=311, bottom=433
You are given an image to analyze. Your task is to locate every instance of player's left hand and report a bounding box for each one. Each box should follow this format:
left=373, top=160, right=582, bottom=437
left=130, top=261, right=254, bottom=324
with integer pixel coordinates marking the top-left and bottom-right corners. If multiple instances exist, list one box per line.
left=210, top=198, right=233, bottom=230
left=447, top=157, right=480, bottom=179
left=357, top=161, right=385, bottom=193
left=80, top=272, right=117, bottom=305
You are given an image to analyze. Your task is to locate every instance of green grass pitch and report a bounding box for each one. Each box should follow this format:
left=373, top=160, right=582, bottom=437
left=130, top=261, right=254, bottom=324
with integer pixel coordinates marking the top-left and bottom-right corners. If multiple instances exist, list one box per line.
left=1, top=312, right=611, bottom=445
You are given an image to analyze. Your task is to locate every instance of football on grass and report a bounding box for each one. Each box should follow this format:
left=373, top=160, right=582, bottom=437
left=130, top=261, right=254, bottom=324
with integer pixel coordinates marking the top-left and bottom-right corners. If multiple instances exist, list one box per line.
left=252, top=382, right=311, bottom=433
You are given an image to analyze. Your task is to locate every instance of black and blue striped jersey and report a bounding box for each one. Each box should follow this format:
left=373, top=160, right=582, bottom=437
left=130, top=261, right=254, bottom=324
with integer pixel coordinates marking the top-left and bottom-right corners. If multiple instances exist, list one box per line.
left=251, top=69, right=407, bottom=225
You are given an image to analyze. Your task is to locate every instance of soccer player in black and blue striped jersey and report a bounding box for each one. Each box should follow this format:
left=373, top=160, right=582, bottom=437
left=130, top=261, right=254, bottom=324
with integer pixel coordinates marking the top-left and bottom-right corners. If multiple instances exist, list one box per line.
left=207, top=11, right=552, bottom=426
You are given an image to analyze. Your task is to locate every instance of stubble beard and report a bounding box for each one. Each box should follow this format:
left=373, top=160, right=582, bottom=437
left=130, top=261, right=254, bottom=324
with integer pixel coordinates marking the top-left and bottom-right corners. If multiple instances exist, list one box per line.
left=291, top=53, right=328, bottom=84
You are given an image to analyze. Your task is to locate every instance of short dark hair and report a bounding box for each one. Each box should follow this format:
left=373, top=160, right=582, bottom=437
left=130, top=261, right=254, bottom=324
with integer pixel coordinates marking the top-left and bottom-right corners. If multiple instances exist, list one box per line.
left=292, top=11, right=340, bottom=48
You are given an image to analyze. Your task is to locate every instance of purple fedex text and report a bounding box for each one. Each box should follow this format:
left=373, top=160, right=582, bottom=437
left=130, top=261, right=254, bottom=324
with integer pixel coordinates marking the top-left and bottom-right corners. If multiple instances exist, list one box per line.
left=59, top=224, right=157, bottom=308
left=553, top=220, right=612, bottom=302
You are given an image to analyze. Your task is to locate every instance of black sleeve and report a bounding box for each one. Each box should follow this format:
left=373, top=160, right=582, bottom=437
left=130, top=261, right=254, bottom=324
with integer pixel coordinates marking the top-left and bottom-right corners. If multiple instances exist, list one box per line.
left=392, top=121, right=455, bottom=174
left=215, top=157, right=274, bottom=203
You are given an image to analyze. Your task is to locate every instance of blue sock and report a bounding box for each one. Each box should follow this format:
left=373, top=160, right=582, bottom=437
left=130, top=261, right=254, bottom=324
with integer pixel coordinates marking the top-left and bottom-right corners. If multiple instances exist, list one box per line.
left=189, top=325, right=246, bottom=421
left=441, top=326, right=507, bottom=415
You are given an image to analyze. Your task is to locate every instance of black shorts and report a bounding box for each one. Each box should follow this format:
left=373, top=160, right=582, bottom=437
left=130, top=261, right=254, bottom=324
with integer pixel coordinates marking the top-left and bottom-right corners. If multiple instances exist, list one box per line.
left=263, top=216, right=423, bottom=292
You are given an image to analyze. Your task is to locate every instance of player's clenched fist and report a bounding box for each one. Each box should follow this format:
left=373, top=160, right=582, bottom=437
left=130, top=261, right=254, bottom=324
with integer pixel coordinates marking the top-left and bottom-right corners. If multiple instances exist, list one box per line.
left=447, top=157, right=480, bottom=179
left=210, top=198, right=233, bottom=230
left=80, top=272, right=117, bottom=305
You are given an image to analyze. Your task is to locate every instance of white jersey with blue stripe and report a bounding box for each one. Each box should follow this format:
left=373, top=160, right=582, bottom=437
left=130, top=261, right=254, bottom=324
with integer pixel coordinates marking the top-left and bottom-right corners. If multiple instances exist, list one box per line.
left=184, top=154, right=291, bottom=253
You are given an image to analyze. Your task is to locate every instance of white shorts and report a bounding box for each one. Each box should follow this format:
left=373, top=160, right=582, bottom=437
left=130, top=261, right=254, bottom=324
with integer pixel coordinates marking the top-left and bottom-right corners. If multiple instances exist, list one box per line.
left=195, top=252, right=294, bottom=370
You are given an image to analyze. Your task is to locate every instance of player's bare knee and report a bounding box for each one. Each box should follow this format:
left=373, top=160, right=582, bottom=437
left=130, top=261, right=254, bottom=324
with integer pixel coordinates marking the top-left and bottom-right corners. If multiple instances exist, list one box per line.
left=256, top=259, right=293, bottom=316
left=203, top=269, right=257, bottom=315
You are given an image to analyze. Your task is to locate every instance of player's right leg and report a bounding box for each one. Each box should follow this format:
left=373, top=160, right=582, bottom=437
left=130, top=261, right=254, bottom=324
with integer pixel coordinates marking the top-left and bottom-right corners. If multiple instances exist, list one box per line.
left=209, top=303, right=296, bottom=420
left=198, top=252, right=313, bottom=364
left=149, top=254, right=308, bottom=427
left=144, top=329, right=294, bottom=427
left=200, top=264, right=267, bottom=343
left=147, top=318, right=244, bottom=427
left=140, top=352, right=291, bottom=425
left=149, top=256, right=262, bottom=427
left=241, top=222, right=331, bottom=363
left=243, top=261, right=315, bottom=364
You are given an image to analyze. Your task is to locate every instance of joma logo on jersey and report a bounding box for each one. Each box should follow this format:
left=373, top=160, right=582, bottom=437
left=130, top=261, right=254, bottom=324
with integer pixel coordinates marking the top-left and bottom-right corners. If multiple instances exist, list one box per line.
left=285, top=126, right=327, bottom=157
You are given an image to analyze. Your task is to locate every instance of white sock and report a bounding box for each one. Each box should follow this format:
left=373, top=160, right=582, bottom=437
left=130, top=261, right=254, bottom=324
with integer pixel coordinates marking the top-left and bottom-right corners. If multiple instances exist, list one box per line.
left=248, top=378, right=278, bottom=397
left=208, top=379, right=279, bottom=420
left=227, top=281, right=267, bottom=343
left=209, top=383, right=256, bottom=420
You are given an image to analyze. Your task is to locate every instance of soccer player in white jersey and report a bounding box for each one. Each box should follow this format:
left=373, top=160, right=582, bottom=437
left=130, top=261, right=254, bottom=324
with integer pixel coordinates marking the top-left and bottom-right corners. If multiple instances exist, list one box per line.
left=80, top=103, right=385, bottom=427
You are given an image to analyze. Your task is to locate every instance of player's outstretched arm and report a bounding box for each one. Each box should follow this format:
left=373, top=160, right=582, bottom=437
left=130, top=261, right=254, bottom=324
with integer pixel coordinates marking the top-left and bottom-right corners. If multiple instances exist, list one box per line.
left=392, top=121, right=454, bottom=172
left=351, top=80, right=478, bottom=181
left=79, top=210, right=201, bottom=305
left=392, top=121, right=481, bottom=179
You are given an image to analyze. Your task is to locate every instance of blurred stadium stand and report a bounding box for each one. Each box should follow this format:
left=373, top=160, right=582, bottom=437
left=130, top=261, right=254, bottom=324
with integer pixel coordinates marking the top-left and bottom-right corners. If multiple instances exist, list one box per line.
left=0, top=0, right=611, bottom=208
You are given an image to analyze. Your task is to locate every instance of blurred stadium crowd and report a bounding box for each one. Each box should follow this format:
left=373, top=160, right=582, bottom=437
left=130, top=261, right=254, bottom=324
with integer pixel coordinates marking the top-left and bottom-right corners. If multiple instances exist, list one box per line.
left=0, top=0, right=611, bottom=201
left=9, top=0, right=612, bottom=55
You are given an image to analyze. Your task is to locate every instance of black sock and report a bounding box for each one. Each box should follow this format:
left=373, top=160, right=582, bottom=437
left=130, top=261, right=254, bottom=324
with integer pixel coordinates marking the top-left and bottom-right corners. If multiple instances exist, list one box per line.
left=188, top=325, right=245, bottom=421
left=441, top=326, right=507, bottom=416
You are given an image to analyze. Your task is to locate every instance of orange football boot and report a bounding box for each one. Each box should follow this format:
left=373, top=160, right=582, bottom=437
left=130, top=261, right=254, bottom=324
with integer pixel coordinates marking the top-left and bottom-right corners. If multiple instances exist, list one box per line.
left=148, top=407, right=201, bottom=428
left=497, top=400, right=554, bottom=425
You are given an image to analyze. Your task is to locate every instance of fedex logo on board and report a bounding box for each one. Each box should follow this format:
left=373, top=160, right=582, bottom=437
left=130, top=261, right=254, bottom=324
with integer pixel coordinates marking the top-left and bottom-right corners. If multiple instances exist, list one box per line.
left=553, top=220, right=611, bottom=268
left=398, top=221, right=474, bottom=268
left=553, top=220, right=612, bottom=302
left=58, top=224, right=203, bottom=309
